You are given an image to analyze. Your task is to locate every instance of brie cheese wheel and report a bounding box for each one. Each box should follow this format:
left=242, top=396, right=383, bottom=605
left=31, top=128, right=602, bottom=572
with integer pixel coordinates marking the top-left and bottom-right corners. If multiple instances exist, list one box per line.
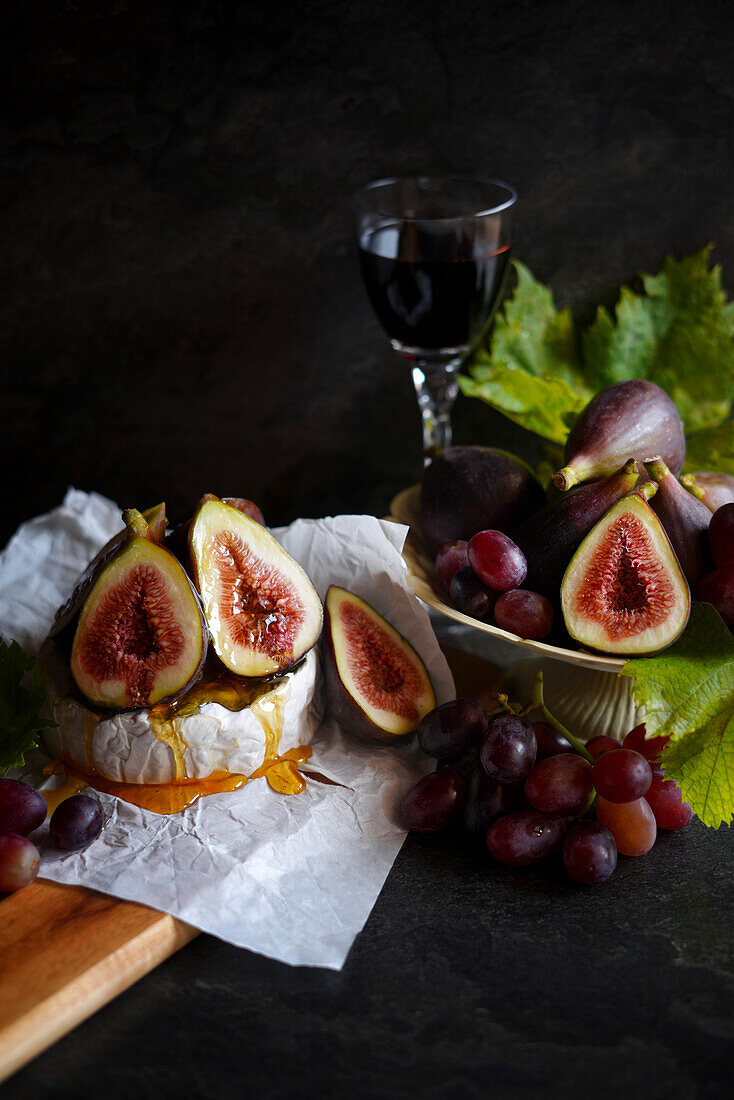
left=40, top=641, right=321, bottom=785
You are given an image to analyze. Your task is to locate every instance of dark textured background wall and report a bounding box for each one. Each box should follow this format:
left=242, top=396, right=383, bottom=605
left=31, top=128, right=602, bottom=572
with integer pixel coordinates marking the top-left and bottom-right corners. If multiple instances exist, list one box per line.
left=2, top=0, right=734, bottom=546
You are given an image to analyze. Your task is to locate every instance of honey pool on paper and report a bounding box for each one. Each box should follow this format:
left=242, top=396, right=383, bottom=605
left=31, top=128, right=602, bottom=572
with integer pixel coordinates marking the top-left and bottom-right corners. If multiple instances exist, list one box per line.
left=45, top=669, right=313, bottom=815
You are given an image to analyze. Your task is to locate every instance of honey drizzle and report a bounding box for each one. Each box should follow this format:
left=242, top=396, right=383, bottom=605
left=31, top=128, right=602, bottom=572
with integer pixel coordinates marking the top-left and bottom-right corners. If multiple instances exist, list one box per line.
left=55, top=668, right=311, bottom=814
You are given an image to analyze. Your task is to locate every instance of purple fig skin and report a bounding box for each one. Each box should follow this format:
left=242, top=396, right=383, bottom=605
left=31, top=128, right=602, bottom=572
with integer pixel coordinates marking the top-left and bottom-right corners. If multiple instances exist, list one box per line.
left=512, top=459, right=640, bottom=596
left=695, top=565, right=734, bottom=625
left=554, top=381, right=686, bottom=491
left=645, top=457, right=713, bottom=585
left=420, top=446, right=545, bottom=552
left=681, top=472, right=734, bottom=513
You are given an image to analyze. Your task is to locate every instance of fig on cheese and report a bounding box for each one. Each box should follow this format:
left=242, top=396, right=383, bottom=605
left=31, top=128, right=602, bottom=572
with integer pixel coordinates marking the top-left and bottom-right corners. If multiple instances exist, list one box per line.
left=188, top=497, right=322, bottom=677
left=323, top=586, right=436, bottom=744
left=70, top=510, right=206, bottom=709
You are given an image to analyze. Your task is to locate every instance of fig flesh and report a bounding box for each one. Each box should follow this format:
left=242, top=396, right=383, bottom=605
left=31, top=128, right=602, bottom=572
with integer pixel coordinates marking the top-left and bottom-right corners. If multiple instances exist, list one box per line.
left=644, top=456, right=712, bottom=585
left=512, top=459, right=640, bottom=596
left=554, top=381, right=686, bottom=491
left=420, top=446, right=544, bottom=552
left=189, top=498, right=322, bottom=677
left=71, top=516, right=206, bottom=709
left=561, top=492, right=690, bottom=655
left=323, top=586, right=436, bottom=744
left=681, top=471, right=734, bottom=513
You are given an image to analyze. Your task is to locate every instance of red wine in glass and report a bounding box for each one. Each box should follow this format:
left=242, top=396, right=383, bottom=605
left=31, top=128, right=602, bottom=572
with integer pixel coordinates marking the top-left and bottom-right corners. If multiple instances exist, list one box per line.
left=353, top=176, right=516, bottom=462
left=358, top=228, right=510, bottom=352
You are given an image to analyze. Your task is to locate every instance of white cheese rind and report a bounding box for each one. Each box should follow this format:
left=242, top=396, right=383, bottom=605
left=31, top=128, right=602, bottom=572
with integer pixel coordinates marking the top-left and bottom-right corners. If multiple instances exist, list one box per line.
left=41, top=643, right=321, bottom=785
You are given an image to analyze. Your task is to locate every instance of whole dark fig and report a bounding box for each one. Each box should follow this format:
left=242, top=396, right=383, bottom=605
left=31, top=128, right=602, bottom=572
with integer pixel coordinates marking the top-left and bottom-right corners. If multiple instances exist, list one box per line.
left=554, top=381, right=685, bottom=491
left=420, top=446, right=544, bottom=551
left=682, top=471, right=734, bottom=514
left=645, top=456, right=713, bottom=585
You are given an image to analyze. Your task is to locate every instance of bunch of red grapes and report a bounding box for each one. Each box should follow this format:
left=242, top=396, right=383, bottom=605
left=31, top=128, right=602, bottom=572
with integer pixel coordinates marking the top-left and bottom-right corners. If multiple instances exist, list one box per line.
left=436, top=531, right=553, bottom=640
left=0, top=778, right=103, bottom=893
left=401, top=700, right=692, bottom=885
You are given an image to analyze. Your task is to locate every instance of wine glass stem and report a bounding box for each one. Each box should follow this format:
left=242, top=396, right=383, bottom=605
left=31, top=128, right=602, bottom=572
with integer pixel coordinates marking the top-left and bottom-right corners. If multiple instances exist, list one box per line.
left=411, top=359, right=461, bottom=464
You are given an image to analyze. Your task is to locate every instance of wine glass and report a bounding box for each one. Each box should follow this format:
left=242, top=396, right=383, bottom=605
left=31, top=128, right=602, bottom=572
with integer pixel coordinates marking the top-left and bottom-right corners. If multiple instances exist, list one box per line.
left=353, top=175, right=517, bottom=462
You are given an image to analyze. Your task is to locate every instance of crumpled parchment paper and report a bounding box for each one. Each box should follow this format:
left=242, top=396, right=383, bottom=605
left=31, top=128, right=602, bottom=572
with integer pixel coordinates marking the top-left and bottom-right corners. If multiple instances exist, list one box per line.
left=0, top=490, right=453, bottom=969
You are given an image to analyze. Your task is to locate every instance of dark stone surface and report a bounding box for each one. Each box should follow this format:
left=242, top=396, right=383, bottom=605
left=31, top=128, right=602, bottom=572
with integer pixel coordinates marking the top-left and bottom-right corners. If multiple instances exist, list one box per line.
left=2, top=3, right=734, bottom=1096
left=5, top=820, right=734, bottom=1100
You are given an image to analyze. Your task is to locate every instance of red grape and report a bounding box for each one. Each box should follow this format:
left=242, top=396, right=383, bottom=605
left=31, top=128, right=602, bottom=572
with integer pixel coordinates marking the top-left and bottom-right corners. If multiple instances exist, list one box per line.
left=49, top=794, right=104, bottom=851
left=418, top=698, right=487, bottom=761
left=596, top=796, right=656, bottom=856
left=463, top=767, right=522, bottom=840
left=622, top=723, right=669, bottom=761
left=0, top=778, right=47, bottom=836
left=586, top=735, right=621, bottom=758
left=645, top=772, right=693, bottom=829
left=493, top=589, right=553, bottom=640
left=468, top=530, right=527, bottom=592
left=486, top=811, right=565, bottom=865
left=533, top=721, right=573, bottom=760
left=563, top=821, right=617, bottom=884
left=592, top=749, right=652, bottom=802
left=694, top=565, right=734, bottom=625
left=435, top=746, right=480, bottom=781
left=435, top=541, right=470, bottom=592
left=480, top=714, right=537, bottom=785
left=524, top=754, right=593, bottom=815
left=400, top=770, right=466, bottom=832
left=708, top=503, right=734, bottom=568
left=0, top=833, right=40, bottom=892
left=449, top=566, right=495, bottom=620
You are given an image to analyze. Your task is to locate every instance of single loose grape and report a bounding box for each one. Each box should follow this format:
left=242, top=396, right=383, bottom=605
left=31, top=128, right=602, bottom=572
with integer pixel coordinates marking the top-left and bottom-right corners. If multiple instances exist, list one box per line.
left=0, top=778, right=47, bottom=836
left=563, top=821, right=617, bottom=884
left=49, top=795, right=104, bottom=852
left=0, top=833, right=40, bottom=892
left=480, top=714, right=537, bottom=785
left=592, top=749, right=652, bottom=803
left=468, top=531, right=527, bottom=592
left=533, top=721, right=573, bottom=761
left=449, top=566, right=495, bottom=621
left=493, top=589, right=553, bottom=640
left=400, top=770, right=466, bottom=833
left=418, top=698, right=487, bottom=761
left=596, top=796, right=656, bottom=856
left=524, top=754, right=593, bottom=815
left=585, top=735, right=621, bottom=759
left=486, top=811, right=565, bottom=865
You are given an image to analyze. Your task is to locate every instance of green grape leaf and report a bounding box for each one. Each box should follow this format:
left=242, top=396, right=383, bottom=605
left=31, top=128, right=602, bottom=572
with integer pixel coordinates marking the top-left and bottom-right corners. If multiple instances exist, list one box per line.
left=583, top=246, right=734, bottom=433
left=459, top=362, right=587, bottom=445
left=683, top=418, right=734, bottom=476
left=0, top=639, right=55, bottom=774
left=620, top=604, right=734, bottom=828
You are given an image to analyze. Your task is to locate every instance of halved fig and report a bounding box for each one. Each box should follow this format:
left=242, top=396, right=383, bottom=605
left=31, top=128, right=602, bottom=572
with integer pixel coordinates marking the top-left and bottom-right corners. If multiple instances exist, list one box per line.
left=71, top=511, right=206, bottom=709
left=560, top=493, right=690, bottom=655
left=323, top=586, right=436, bottom=744
left=189, top=498, right=322, bottom=677
left=50, top=502, right=168, bottom=639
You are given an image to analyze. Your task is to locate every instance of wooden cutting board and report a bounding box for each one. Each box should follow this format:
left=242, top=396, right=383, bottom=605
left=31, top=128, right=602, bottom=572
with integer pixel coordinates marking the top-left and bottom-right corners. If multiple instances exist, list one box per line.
left=0, top=645, right=500, bottom=1084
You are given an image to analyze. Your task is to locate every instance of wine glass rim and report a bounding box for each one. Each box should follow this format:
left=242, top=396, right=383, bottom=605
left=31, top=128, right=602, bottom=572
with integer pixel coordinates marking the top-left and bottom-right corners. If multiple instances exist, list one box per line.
left=352, top=174, right=518, bottom=220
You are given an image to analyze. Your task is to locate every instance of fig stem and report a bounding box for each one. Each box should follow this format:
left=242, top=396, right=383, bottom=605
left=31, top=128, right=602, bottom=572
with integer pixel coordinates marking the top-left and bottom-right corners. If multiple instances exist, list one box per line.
left=680, top=474, right=705, bottom=501
left=530, top=671, right=595, bottom=764
left=643, top=456, right=669, bottom=483
left=122, top=508, right=151, bottom=539
left=552, top=466, right=580, bottom=492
